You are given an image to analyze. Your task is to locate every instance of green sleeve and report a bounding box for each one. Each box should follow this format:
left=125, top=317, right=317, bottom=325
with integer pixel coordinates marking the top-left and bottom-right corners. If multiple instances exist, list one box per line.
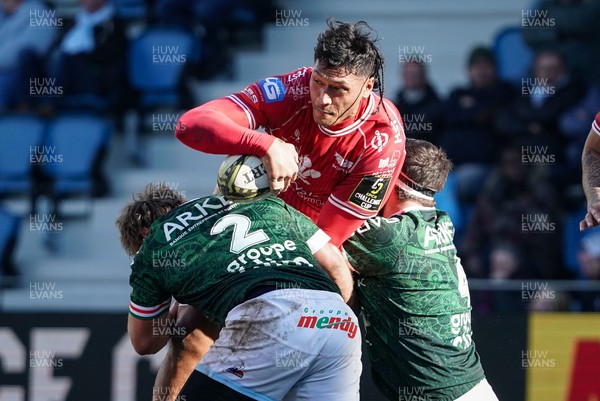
left=343, top=216, right=404, bottom=276
left=129, top=251, right=171, bottom=318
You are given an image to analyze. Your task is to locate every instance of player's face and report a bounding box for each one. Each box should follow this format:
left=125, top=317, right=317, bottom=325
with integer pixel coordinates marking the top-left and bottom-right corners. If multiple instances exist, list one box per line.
left=310, top=65, right=374, bottom=127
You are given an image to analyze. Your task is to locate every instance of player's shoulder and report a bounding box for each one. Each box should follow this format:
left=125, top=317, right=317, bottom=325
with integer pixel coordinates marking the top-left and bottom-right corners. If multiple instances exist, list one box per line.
left=593, top=111, right=600, bottom=135
left=370, top=95, right=402, bottom=121
left=354, top=214, right=406, bottom=238
left=364, top=95, right=405, bottom=146
left=281, top=66, right=312, bottom=86
left=252, top=67, right=312, bottom=104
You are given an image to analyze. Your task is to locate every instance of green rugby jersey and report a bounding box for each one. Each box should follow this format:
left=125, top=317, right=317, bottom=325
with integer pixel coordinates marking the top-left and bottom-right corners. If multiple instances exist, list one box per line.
left=344, top=207, right=484, bottom=401
left=129, top=195, right=339, bottom=325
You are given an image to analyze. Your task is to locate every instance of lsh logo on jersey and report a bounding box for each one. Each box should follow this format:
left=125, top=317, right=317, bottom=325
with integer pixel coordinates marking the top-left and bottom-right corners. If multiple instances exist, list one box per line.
left=371, top=130, right=389, bottom=152
left=259, top=77, right=286, bottom=103
left=391, top=119, right=403, bottom=144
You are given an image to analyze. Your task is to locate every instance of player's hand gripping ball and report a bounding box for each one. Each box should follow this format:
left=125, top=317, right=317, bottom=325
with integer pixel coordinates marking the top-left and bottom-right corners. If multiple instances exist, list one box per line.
left=217, top=155, right=273, bottom=202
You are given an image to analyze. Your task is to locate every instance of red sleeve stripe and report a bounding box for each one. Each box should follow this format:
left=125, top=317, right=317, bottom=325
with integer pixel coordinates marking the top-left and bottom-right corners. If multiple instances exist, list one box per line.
left=593, top=118, right=600, bottom=136
left=129, top=299, right=170, bottom=318
left=328, top=195, right=376, bottom=219
left=227, top=95, right=256, bottom=130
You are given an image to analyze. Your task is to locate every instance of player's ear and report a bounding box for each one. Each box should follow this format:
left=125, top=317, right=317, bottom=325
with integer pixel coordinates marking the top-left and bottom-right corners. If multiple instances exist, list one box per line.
left=140, top=227, right=149, bottom=238
left=362, top=77, right=375, bottom=98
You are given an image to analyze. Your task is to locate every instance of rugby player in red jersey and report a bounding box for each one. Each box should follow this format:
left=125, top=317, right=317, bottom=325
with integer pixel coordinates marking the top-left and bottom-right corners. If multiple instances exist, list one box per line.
left=176, top=18, right=406, bottom=247
left=581, top=111, right=600, bottom=231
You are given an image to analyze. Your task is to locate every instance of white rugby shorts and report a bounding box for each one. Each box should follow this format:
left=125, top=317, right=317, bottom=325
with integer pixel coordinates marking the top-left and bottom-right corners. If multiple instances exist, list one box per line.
left=195, top=289, right=362, bottom=401
left=455, top=378, right=499, bottom=401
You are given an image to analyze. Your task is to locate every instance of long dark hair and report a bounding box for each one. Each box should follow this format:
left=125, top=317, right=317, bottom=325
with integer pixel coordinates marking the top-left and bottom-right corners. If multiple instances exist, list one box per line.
left=314, top=18, right=387, bottom=115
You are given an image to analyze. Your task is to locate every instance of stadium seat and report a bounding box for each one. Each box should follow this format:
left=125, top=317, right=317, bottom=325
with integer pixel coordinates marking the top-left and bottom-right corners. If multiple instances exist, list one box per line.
left=0, top=114, right=46, bottom=197
left=128, top=27, right=199, bottom=109
left=41, top=114, right=112, bottom=216
left=493, top=26, right=534, bottom=85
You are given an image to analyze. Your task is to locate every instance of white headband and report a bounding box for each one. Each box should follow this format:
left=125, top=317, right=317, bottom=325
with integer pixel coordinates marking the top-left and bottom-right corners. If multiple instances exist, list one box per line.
left=396, top=171, right=435, bottom=201
left=396, top=180, right=435, bottom=201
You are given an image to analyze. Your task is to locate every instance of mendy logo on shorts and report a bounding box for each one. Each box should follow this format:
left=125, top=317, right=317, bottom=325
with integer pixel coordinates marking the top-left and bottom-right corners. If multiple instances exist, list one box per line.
left=259, top=77, right=286, bottom=103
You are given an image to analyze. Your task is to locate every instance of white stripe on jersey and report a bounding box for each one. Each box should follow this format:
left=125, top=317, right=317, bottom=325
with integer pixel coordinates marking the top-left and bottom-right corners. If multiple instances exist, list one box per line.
left=129, top=299, right=170, bottom=319
left=228, top=94, right=256, bottom=130
left=593, top=119, right=600, bottom=136
left=306, top=229, right=331, bottom=254
left=329, top=194, right=375, bottom=219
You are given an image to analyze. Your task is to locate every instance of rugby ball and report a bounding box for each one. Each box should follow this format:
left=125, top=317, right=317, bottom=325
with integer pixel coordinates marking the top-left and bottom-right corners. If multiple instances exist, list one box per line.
left=217, top=155, right=272, bottom=202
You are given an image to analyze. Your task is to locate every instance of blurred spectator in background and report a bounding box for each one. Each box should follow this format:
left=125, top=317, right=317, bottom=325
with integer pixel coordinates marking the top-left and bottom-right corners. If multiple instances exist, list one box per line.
left=573, top=231, right=600, bottom=311
left=523, top=0, right=600, bottom=86
left=393, top=61, right=442, bottom=143
left=437, top=46, right=515, bottom=203
left=528, top=286, right=572, bottom=312
left=152, top=0, right=275, bottom=80
left=486, top=242, right=533, bottom=313
left=15, top=0, right=129, bottom=116
left=495, top=49, right=586, bottom=196
left=461, top=145, right=564, bottom=280
left=0, top=0, right=57, bottom=112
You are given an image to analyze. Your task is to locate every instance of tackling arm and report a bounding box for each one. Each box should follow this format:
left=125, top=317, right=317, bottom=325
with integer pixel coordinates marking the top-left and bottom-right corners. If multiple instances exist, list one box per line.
left=153, top=305, right=220, bottom=401
left=317, top=202, right=368, bottom=247
left=314, top=242, right=355, bottom=302
left=580, top=130, right=600, bottom=231
left=128, top=308, right=175, bottom=355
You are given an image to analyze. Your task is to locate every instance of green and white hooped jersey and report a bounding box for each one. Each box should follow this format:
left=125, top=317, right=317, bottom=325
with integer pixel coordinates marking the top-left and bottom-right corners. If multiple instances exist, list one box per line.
left=344, top=207, right=485, bottom=400
left=129, top=195, right=339, bottom=326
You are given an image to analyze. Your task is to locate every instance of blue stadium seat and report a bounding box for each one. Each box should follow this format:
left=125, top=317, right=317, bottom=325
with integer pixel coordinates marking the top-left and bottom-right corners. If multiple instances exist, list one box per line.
left=128, top=27, right=199, bottom=109
left=41, top=114, right=112, bottom=215
left=0, top=114, right=46, bottom=196
left=493, top=26, right=534, bottom=85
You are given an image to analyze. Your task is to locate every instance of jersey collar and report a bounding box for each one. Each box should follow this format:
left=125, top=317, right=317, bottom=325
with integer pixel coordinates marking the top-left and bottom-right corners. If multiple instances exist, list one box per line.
left=393, top=206, right=436, bottom=216
left=317, top=93, right=375, bottom=137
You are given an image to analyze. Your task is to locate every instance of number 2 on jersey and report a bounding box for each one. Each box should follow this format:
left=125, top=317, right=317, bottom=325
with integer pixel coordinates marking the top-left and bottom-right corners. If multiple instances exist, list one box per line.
left=210, top=214, right=270, bottom=254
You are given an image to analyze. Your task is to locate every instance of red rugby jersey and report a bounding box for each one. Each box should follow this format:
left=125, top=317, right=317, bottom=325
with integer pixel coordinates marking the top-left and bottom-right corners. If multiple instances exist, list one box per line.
left=177, top=67, right=406, bottom=245
left=592, top=111, right=600, bottom=136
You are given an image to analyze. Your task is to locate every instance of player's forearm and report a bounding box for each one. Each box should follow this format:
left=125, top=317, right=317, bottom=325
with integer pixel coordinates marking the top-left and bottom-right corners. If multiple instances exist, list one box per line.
left=175, top=105, right=275, bottom=156
left=153, top=311, right=219, bottom=401
left=153, top=337, right=205, bottom=401
left=314, top=243, right=354, bottom=302
left=582, top=144, right=600, bottom=206
left=128, top=326, right=170, bottom=355
left=317, top=205, right=365, bottom=247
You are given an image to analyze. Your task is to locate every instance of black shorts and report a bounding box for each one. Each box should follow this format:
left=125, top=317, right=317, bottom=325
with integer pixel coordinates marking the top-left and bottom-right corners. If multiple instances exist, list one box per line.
left=177, top=369, right=257, bottom=401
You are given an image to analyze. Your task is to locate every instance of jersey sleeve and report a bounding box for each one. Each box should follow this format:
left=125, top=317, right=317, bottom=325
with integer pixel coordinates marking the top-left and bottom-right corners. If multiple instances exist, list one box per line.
left=285, top=202, right=331, bottom=254
left=321, top=102, right=406, bottom=243
left=129, top=255, right=171, bottom=320
left=592, top=111, right=600, bottom=136
left=343, top=216, right=403, bottom=276
left=229, top=67, right=312, bottom=132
